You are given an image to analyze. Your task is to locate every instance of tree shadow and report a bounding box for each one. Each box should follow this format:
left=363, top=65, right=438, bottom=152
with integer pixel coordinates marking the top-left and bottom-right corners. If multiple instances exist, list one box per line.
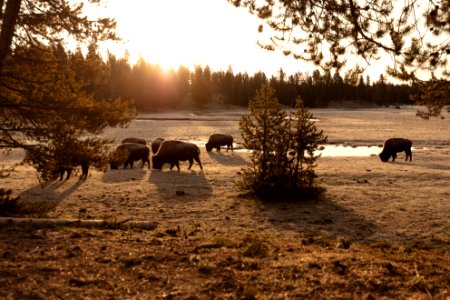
left=148, top=168, right=212, bottom=201
left=259, top=193, right=449, bottom=248
left=101, top=169, right=148, bottom=183
left=259, top=195, right=379, bottom=244
left=18, top=179, right=83, bottom=211
left=206, top=151, right=247, bottom=166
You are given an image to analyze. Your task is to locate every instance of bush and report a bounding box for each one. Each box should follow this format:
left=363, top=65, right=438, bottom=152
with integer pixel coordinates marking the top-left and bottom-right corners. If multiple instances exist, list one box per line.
left=238, top=84, right=327, bottom=200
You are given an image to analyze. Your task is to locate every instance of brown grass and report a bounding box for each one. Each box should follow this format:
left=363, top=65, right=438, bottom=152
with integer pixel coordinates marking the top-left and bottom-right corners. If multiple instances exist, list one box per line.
left=0, top=105, right=449, bottom=298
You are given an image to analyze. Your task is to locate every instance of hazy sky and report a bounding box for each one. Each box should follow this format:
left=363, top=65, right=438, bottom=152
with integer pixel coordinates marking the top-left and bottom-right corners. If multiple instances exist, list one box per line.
left=98, top=0, right=387, bottom=78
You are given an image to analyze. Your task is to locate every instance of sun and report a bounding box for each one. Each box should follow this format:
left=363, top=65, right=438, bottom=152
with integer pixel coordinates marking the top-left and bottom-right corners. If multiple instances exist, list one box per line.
left=98, top=0, right=317, bottom=77
left=102, top=1, right=209, bottom=70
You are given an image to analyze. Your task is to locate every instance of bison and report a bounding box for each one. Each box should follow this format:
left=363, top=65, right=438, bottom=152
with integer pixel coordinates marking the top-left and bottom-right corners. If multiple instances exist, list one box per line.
left=56, top=162, right=89, bottom=181
left=151, top=137, right=165, bottom=154
left=379, top=138, right=412, bottom=162
left=205, top=134, right=234, bottom=152
left=152, top=140, right=203, bottom=171
left=110, top=143, right=150, bottom=169
left=121, top=137, right=147, bottom=145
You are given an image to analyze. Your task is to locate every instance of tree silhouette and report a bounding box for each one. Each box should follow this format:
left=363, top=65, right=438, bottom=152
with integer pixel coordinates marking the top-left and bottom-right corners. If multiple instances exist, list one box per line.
left=191, top=65, right=212, bottom=107
left=229, top=0, right=449, bottom=116
left=0, top=0, right=134, bottom=181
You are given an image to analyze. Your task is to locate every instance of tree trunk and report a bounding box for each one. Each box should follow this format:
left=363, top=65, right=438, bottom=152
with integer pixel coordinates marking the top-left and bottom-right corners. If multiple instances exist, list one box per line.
left=0, top=0, right=21, bottom=73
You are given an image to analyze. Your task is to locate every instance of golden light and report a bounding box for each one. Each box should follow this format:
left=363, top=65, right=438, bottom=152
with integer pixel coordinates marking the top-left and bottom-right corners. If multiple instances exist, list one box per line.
left=98, top=0, right=312, bottom=75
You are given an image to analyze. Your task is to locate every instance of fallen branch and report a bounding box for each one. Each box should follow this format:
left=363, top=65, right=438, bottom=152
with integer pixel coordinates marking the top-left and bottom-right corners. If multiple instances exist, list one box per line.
left=0, top=217, right=157, bottom=230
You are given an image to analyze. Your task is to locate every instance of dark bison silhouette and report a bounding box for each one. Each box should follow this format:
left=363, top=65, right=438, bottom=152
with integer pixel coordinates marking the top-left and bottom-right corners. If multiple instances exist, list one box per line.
left=151, top=137, right=165, bottom=154
left=205, top=134, right=233, bottom=152
left=379, top=138, right=412, bottom=162
left=56, top=162, right=89, bottom=181
left=110, top=143, right=150, bottom=169
left=152, top=140, right=203, bottom=171
left=121, top=137, right=147, bottom=145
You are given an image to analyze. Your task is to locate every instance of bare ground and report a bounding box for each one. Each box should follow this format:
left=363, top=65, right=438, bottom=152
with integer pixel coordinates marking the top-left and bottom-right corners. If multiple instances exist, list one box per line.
left=1, top=106, right=449, bottom=299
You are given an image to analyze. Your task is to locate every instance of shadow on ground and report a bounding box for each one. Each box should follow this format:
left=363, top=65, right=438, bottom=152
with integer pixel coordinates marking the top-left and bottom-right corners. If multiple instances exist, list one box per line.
left=149, top=168, right=212, bottom=201
left=101, top=168, right=148, bottom=182
left=16, top=180, right=83, bottom=214
left=259, top=196, right=377, bottom=243
left=258, top=195, right=448, bottom=248
left=206, top=151, right=247, bottom=166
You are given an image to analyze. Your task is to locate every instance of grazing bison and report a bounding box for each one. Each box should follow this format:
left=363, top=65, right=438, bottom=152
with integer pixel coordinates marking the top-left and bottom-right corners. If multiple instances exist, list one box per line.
left=121, top=137, right=147, bottom=145
left=205, top=134, right=234, bottom=152
left=110, top=143, right=150, bottom=169
left=152, top=140, right=203, bottom=171
left=151, top=137, right=165, bottom=154
left=379, top=138, right=412, bottom=162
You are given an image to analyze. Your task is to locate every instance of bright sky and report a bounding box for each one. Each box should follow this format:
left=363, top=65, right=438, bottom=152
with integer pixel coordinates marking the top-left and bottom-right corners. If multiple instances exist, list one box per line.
left=96, top=0, right=313, bottom=76
left=98, top=0, right=387, bottom=78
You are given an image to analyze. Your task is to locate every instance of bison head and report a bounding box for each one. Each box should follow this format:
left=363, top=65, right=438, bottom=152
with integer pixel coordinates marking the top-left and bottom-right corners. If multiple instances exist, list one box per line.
left=379, top=152, right=390, bottom=162
left=205, top=142, right=213, bottom=152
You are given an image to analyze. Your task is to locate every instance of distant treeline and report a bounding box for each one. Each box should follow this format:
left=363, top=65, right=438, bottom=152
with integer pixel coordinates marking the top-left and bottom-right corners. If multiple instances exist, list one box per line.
left=82, top=48, right=416, bottom=111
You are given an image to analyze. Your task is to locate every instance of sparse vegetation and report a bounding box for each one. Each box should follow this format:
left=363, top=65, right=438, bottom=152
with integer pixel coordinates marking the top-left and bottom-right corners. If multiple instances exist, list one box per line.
left=0, top=227, right=448, bottom=299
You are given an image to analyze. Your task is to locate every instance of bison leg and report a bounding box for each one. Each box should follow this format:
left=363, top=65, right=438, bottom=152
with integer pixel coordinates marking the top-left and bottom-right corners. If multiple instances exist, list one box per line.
left=170, top=161, right=180, bottom=171
left=79, top=164, right=89, bottom=181
left=64, top=168, right=72, bottom=180
left=187, top=158, right=194, bottom=170
left=194, top=157, right=203, bottom=170
left=216, top=146, right=221, bottom=152
left=405, top=150, right=412, bottom=161
left=392, top=153, right=397, bottom=162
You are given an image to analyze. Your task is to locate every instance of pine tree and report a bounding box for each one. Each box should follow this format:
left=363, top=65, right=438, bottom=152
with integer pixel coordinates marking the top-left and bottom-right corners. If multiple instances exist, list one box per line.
left=1, top=1, right=134, bottom=181
left=414, top=79, right=450, bottom=119
left=230, top=0, right=449, bottom=115
left=287, top=98, right=327, bottom=191
left=239, top=84, right=326, bottom=199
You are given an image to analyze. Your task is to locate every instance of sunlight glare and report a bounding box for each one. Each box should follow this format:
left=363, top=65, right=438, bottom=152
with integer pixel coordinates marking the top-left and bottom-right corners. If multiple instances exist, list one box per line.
left=101, top=0, right=310, bottom=75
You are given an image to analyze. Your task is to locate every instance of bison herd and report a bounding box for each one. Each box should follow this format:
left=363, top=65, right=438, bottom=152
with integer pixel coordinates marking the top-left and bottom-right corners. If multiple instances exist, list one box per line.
left=107, top=134, right=234, bottom=173
left=56, top=134, right=413, bottom=181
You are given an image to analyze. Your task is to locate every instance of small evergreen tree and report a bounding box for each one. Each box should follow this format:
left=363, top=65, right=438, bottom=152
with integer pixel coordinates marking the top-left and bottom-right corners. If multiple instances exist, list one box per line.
left=414, top=79, right=450, bottom=119
left=287, top=98, right=328, bottom=191
left=239, top=84, right=327, bottom=200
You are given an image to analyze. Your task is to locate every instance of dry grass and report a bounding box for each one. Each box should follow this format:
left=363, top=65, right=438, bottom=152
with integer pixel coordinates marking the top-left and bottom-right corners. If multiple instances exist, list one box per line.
left=0, top=105, right=449, bottom=298
left=0, top=227, right=448, bottom=299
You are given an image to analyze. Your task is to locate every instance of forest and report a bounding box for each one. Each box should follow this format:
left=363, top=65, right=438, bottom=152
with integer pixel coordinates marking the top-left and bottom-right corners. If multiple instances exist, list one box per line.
left=79, top=46, right=415, bottom=111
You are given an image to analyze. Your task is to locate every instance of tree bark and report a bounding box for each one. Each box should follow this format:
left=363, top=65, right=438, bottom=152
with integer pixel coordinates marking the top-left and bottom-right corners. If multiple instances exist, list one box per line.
left=0, top=0, right=22, bottom=73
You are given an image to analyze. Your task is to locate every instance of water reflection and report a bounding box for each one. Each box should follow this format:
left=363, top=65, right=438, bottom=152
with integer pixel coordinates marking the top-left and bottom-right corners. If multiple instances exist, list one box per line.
left=317, top=145, right=381, bottom=157
left=234, top=144, right=382, bottom=157
left=183, top=139, right=383, bottom=157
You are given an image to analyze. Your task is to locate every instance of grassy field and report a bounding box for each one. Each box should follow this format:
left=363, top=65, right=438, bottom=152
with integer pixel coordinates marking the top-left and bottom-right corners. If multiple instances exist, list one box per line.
left=1, top=105, right=449, bottom=299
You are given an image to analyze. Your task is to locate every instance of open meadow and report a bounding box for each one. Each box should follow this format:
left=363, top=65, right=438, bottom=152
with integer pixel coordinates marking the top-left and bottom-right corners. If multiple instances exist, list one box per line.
left=1, top=105, right=449, bottom=299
